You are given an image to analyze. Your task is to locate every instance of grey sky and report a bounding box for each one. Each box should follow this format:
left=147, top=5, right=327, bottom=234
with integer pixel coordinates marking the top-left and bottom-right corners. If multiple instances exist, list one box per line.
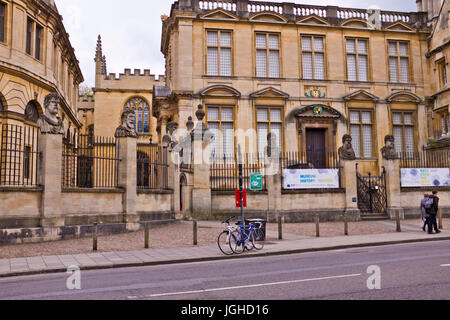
left=55, top=0, right=417, bottom=87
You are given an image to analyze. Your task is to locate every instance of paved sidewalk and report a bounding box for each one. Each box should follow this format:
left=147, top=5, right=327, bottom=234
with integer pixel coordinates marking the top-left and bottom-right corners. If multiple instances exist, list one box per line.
left=1, top=221, right=449, bottom=278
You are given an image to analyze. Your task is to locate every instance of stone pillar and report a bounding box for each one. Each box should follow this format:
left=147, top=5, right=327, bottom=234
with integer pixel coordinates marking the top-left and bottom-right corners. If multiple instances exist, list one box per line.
left=265, top=159, right=282, bottom=222
left=340, top=159, right=361, bottom=221
left=39, top=133, right=64, bottom=227
left=191, top=105, right=211, bottom=219
left=382, top=159, right=404, bottom=220
left=117, top=136, right=138, bottom=224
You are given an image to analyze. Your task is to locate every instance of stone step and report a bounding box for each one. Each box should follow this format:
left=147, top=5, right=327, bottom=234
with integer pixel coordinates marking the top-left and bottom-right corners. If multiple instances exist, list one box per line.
left=140, top=219, right=178, bottom=228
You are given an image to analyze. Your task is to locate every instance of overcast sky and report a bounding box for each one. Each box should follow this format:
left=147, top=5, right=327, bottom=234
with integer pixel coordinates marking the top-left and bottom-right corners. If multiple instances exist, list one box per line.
left=55, top=0, right=417, bottom=88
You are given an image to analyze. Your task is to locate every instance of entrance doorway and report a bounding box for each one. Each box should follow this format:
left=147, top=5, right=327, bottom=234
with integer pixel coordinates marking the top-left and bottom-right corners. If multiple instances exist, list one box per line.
left=305, top=129, right=326, bottom=168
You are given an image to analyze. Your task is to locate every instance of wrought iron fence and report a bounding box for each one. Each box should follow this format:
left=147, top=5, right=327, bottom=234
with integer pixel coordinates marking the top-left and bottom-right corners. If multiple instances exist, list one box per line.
left=356, top=169, right=388, bottom=214
left=280, top=151, right=340, bottom=170
left=62, top=135, right=119, bottom=189
left=0, top=123, right=39, bottom=187
left=210, top=153, right=266, bottom=192
left=399, top=150, right=450, bottom=168
left=137, top=143, right=169, bottom=190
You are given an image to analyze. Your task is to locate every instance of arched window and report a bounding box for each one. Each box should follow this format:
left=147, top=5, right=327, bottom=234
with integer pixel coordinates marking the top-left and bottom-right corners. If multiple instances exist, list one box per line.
left=124, top=97, right=150, bottom=134
left=0, top=100, right=3, bottom=111
left=24, top=101, right=40, bottom=122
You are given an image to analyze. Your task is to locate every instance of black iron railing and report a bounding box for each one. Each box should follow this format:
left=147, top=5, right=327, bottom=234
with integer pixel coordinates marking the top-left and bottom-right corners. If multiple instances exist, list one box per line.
left=62, top=135, right=120, bottom=189
left=210, top=153, right=266, bottom=192
left=137, top=143, right=169, bottom=190
left=399, top=151, right=450, bottom=168
left=0, top=123, right=39, bottom=187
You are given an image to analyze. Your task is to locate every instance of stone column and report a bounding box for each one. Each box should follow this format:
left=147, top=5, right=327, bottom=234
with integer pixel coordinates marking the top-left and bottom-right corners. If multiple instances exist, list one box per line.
left=382, top=159, right=404, bottom=220
left=191, top=105, right=211, bottom=220
left=38, top=93, right=66, bottom=228
left=117, top=135, right=139, bottom=224
left=39, top=132, right=64, bottom=227
left=340, top=159, right=361, bottom=221
left=380, top=134, right=404, bottom=220
left=265, top=145, right=282, bottom=222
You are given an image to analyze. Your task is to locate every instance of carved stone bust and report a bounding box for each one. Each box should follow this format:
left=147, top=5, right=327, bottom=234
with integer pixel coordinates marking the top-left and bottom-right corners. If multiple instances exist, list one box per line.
left=338, top=134, right=356, bottom=160
left=381, top=135, right=399, bottom=160
left=37, top=93, right=64, bottom=134
left=115, top=109, right=137, bottom=138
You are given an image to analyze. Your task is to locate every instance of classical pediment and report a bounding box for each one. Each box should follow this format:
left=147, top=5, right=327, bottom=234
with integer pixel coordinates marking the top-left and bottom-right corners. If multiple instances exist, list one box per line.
left=199, top=85, right=241, bottom=98
left=296, top=15, right=330, bottom=26
left=384, top=21, right=415, bottom=32
left=249, top=12, right=287, bottom=23
left=200, top=8, right=239, bottom=21
left=341, top=18, right=374, bottom=29
left=343, top=90, right=379, bottom=101
left=295, top=105, right=342, bottom=119
left=250, top=87, right=289, bottom=99
left=386, top=91, right=422, bottom=103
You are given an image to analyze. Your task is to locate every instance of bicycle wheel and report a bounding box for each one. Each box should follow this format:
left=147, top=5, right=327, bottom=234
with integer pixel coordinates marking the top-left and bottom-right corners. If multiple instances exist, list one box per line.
left=229, top=230, right=245, bottom=254
left=217, top=231, right=234, bottom=256
left=251, top=229, right=265, bottom=250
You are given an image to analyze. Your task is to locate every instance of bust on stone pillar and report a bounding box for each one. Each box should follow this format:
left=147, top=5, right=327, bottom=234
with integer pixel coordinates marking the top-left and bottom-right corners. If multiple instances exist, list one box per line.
left=37, top=93, right=64, bottom=134
left=115, top=109, right=137, bottom=138
left=381, top=135, right=398, bottom=160
left=338, top=134, right=356, bottom=160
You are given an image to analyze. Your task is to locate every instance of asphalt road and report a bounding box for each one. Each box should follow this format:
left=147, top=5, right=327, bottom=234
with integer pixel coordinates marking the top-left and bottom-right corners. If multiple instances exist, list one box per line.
left=1, top=240, right=450, bottom=301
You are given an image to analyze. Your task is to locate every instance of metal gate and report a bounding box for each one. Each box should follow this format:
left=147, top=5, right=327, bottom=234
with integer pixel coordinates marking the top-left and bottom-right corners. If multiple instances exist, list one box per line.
left=356, top=166, right=388, bottom=214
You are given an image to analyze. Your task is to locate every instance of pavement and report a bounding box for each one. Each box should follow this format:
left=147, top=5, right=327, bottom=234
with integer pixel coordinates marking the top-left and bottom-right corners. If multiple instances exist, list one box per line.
left=1, top=220, right=449, bottom=279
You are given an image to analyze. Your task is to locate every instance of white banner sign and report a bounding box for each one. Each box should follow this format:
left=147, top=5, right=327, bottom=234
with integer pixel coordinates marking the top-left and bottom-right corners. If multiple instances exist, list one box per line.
left=401, top=168, right=450, bottom=187
left=283, top=169, right=340, bottom=189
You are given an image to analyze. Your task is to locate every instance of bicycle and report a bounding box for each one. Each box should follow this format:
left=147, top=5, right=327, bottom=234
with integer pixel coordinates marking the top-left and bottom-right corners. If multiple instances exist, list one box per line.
left=229, top=221, right=265, bottom=254
left=217, top=216, right=239, bottom=256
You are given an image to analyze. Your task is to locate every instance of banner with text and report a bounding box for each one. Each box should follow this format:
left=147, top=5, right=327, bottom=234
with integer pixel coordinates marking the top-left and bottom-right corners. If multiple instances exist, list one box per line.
left=283, top=169, right=340, bottom=189
left=401, top=168, right=450, bottom=187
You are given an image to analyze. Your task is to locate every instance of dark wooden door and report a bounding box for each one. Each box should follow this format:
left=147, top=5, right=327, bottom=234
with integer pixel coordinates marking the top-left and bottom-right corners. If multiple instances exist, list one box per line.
left=306, top=129, right=326, bottom=168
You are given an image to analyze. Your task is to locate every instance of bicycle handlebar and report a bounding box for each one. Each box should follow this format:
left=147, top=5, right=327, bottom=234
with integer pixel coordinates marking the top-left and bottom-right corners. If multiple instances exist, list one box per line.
left=222, top=216, right=236, bottom=224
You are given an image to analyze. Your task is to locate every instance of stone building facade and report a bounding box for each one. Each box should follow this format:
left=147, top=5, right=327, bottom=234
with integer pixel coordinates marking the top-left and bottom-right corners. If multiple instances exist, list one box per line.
left=153, top=0, right=449, bottom=176
left=0, top=0, right=83, bottom=136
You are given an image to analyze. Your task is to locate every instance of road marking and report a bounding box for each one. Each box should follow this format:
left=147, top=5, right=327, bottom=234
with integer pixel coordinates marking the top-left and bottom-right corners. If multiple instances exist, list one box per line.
left=441, top=264, right=450, bottom=267
left=143, top=273, right=362, bottom=298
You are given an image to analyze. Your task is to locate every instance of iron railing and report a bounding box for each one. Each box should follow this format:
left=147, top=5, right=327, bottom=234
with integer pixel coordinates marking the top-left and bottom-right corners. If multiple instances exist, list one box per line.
left=356, top=168, right=388, bottom=214
left=62, top=135, right=120, bottom=189
left=0, top=123, right=39, bottom=187
left=210, top=153, right=266, bottom=192
left=137, top=143, right=169, bottom=190
left=399, top=151, right=450, bottom=168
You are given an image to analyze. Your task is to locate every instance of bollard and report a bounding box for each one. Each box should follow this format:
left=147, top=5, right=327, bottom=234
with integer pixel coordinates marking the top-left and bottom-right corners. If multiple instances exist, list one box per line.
left=438, top=208, right=443, bottom=230
left=278, top=216, right=283, bottom=241
left=315, top=214, right=320, bottom=238
left=193, top=220, right=198, bottom=246
left=396, top=210, right=401, bottom=232
left=93, top=222, right=98, bottom=252
left=344, top=212, right=349, bottom=236
left=144, top=222, right=150, bottom=249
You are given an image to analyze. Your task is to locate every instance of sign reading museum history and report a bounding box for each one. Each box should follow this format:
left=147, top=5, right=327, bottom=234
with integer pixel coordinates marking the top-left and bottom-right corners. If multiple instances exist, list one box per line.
left=283, top=169, right=340, bottom=189
left=401, top=168, right=450, bottom=187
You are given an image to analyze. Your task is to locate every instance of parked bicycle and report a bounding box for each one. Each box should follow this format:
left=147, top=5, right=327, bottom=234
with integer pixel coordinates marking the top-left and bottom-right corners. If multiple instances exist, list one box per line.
left=217, top=216, right=238, bottom=256
left=229, top=220, right=265, bottom=254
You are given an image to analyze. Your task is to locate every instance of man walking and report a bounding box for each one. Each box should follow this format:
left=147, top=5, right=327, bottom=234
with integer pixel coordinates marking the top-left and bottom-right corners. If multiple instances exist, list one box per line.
left=420, top=193, right=431, bottom=232
left=427, top=191, right=441, bottom=234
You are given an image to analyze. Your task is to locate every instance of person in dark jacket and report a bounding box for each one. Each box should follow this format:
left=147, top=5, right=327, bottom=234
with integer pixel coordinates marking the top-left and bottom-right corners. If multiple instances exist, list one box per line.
left=427, top=191, right=441, bottom=234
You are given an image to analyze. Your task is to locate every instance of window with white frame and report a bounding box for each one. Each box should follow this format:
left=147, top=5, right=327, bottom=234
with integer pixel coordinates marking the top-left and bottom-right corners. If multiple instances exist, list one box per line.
left=206, top=30, right=232, bottom=77
left=349, top=110, right=373, bottom=159
left=207, top=106, right=234, bottom=158
left=256, top=107, right=283, bottom=154
left=388, top=41, right=410, bottom=83
left=346, top=38, right=368, bottom=82
left=255, top=33, right=280, bottom=78
left=301, top=35, right=325, bottom=80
